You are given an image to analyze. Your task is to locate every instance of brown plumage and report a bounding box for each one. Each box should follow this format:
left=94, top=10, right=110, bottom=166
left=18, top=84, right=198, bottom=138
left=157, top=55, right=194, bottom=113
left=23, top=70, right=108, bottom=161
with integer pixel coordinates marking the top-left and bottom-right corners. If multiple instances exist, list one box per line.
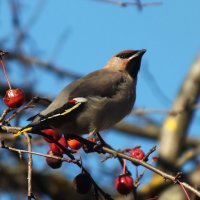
left=15, top=49, right=146, bottom=136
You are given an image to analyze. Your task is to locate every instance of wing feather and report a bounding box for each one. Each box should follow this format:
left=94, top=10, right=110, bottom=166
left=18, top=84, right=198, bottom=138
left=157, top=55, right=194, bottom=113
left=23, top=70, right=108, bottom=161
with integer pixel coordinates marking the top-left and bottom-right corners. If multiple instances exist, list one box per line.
left=29, top=69, right=125, bottom=124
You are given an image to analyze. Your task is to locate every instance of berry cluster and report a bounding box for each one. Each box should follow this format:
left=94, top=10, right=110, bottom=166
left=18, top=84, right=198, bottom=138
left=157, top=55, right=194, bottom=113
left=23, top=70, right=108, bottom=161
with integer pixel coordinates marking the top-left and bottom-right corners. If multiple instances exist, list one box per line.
left=41, top=128, right=94, bottom=194
left=41, top=129, right=83, bottom=169
left=115, top=147, right=145, bottom=195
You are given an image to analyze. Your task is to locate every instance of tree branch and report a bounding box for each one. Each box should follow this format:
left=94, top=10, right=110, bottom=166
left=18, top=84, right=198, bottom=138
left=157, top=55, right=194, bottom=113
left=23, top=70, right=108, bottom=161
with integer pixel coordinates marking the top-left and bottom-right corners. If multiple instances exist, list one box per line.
left=114, top=122, right=200, bottom=147
left=24, top=133, right=33, bottom=199
left=6, top=51, right=81, bottom=79
left=159, top=55, right=200, bottom=165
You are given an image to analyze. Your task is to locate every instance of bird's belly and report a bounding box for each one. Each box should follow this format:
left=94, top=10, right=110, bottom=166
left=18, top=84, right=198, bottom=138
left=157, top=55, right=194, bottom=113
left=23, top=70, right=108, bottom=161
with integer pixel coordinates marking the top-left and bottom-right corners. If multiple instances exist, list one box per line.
left=76, top=96, right=134, bottom=133
left=55, top=99, right=133, bottom=135
left=56, top=89, right=135, bottom=135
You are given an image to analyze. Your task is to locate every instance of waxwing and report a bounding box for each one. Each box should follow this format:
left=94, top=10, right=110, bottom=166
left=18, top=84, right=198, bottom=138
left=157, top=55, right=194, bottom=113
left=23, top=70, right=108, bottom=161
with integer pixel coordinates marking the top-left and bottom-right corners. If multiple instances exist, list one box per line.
left=15, top=49, right=146, bottom=136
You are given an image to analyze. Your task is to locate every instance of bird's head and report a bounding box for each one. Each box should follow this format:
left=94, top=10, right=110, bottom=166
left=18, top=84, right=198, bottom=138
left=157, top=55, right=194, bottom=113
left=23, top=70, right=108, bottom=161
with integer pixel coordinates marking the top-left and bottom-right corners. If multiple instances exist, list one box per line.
left=104, top=49, right=146, bottom=78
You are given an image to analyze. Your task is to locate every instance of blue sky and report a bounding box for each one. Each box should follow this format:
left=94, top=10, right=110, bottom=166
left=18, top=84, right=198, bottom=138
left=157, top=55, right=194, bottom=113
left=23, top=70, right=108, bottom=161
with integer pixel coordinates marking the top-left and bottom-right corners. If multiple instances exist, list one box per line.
left=0, top=0, right=200, bottom=197
left=13, top=0, right=200, bottom=106
left=19, top=0, right=200, bottom=135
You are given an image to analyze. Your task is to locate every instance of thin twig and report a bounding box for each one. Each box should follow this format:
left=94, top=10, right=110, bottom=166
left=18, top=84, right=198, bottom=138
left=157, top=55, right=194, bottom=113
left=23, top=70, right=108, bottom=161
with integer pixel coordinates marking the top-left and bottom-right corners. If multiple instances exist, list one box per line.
left=176, top=146, right=200, bottom=167
left=101, top=146, right=140, bottom=162
left=0, top=57, right=12, bottom=89
left=25, top=1, right=47, bottom=29
left=0, top=125, right=20, bottom=134
left=3, top=96, right=51, bottom=124
left=7, top=52, right=81, bottom=79
left=0, top=108, right=12, bottom=122
left=142, top=62, right=171, bottom=105
left=132, top=103, right=200, bottom=116
left=49, top=28, right=70, bottom=62
left=143, top=145, right=156, bottom=161
left=53, top=133, right=200, bottom=198
left=1, top=126, right=200, bottom=198
left=37, top=132, right=113, bottom=200
left=176, top=179, right=191, bottom=200
left=0, top=140, right=80, bottom=163
left=102, top=146, right=200, bottom=198
left=95, top=0, right=162, bottom=7
left=135, top=157, right=158, bottom=186
left=4, top=105, right=35, bottom=124
left=24, top=133, right=33, bottom=199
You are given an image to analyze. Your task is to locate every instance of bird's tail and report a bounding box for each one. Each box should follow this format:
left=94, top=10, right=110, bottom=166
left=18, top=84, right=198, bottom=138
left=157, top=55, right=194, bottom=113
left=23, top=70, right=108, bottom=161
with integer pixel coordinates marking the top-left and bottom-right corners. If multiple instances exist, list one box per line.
left=14, top=126, right=33, bottom=137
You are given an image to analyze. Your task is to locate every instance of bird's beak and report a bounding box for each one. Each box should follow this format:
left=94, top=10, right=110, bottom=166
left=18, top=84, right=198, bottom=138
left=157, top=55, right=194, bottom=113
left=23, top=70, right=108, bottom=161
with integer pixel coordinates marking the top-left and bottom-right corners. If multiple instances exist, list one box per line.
left=138, top=49, right=146, bottom=56
left=128, top=49, right=146, bottom=61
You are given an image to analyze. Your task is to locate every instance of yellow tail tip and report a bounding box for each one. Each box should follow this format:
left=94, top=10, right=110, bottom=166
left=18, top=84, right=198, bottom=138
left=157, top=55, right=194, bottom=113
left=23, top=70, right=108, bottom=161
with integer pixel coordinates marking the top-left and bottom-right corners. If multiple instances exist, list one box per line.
left=14, top=127, right=32, bottom=137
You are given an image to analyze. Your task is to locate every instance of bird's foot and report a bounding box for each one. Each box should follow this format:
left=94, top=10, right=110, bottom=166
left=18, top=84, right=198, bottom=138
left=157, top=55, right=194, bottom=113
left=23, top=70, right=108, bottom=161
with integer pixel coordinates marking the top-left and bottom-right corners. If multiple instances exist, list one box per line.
left=83, top=132, right=110, bottom=154
left=83, top=141, right=106, bottom=154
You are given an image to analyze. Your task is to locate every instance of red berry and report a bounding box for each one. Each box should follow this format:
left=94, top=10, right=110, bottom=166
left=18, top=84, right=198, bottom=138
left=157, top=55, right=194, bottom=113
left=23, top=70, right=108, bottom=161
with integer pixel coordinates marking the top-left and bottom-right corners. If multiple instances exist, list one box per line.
left=50, top=137, right=68, bottom=155
left=67, top=139, right=82, bottom=150
left=87, top=137, right=96, bottom=143
left=152, top=156, right=159, bottom=161
left=41, top=129, right=61, bottom=143
left=46, top=150, right=62, bottom=169
left=115, top=175, right=133, bottom=195
left=73, top=173, right=92, bottom=194
left=3, top=88, right=24, bottom=108
left=130, top=148, right=145, bottom=160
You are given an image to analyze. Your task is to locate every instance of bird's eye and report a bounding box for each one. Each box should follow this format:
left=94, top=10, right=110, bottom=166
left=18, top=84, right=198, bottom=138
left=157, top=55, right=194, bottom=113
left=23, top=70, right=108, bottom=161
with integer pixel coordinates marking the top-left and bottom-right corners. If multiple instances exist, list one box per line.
left=117, top=54, right=129, bottom=59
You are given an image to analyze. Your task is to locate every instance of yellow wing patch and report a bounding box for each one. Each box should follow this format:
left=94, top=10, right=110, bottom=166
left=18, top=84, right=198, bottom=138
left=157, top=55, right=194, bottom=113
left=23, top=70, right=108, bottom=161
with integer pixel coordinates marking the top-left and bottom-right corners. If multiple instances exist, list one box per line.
left=46, top=102, right=82, bottom=119
left=13, top=102, right=82, bottom=137
left=14, top=127, right=32, bottom=137
left=61, top=102, right=82, bottom=115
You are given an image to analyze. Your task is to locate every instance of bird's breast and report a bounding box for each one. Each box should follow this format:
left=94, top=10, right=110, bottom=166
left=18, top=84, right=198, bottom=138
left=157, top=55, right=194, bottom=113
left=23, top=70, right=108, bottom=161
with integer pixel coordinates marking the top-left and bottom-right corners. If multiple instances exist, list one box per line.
left=76, top=76, right=136, bottom=132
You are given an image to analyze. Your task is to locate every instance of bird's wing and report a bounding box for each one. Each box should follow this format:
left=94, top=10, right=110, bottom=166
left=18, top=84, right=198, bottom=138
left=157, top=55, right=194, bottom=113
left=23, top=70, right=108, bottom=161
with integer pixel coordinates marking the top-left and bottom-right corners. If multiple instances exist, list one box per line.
left=68, top=69, right=125, bottom=98
left=14, top=98, right=87, bottom=136
left=29, top=69, right=126, bottom=123
left=37, top=98, right=87, bottom=123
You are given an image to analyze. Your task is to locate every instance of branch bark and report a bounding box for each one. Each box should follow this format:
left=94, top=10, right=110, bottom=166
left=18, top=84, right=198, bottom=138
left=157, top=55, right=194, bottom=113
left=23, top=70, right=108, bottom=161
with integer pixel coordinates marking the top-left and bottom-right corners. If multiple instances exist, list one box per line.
left=24, top=133, right=33, bottom=199
left=159, top=55, right=200, bottom=165
left=114, top=122, right=200, bottom=147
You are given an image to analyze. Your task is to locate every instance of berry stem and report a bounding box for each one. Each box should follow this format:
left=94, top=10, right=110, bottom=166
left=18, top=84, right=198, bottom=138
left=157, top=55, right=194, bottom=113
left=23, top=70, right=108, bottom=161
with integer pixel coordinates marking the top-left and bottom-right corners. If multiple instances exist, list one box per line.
left=177, top=179, right=191, bottom=200
left=122, top=159, right=126, bottom=174
left=0, top=59, right=12, bottom=90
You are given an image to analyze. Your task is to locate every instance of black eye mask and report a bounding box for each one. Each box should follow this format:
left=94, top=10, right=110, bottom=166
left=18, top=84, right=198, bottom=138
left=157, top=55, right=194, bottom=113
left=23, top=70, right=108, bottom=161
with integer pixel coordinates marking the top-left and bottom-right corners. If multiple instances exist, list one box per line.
left=115, top=50, right=136, bottom=59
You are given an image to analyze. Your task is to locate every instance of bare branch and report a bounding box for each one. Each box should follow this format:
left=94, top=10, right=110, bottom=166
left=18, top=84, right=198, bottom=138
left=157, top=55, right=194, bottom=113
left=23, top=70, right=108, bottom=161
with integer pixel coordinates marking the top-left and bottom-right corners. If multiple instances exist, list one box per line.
left=142, top=63, right=171, bottom=105
left=102, top=146, right=200, bottom=198
left=25, top=1, right=47, bottom=29
left=114, top=122, right=200, bottom=148
left=132, top=103, right=200, bottom=116
left=57, top=134, right=200, bottom=198
left=49, top=28, right=71, bottom=62
left=1, top=127, right=200, bottom=198
left=0, top=140, right=79, bottom=163
left=176, top=146, right=200, bottom=167
left=159, top=55, right=200, bottom=164
left=95, top=0, right=162, bottom=8
left=0, top=108, right=12, bottom=122
left=24, top=133, right=33, bottom=199
left=6, top=51, right=81, bottom=79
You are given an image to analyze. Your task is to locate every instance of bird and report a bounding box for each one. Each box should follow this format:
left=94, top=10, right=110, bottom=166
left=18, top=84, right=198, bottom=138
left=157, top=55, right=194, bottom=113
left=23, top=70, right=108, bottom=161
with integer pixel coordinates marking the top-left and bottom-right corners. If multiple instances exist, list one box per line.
left=14, top=49, right=146, bottom=137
